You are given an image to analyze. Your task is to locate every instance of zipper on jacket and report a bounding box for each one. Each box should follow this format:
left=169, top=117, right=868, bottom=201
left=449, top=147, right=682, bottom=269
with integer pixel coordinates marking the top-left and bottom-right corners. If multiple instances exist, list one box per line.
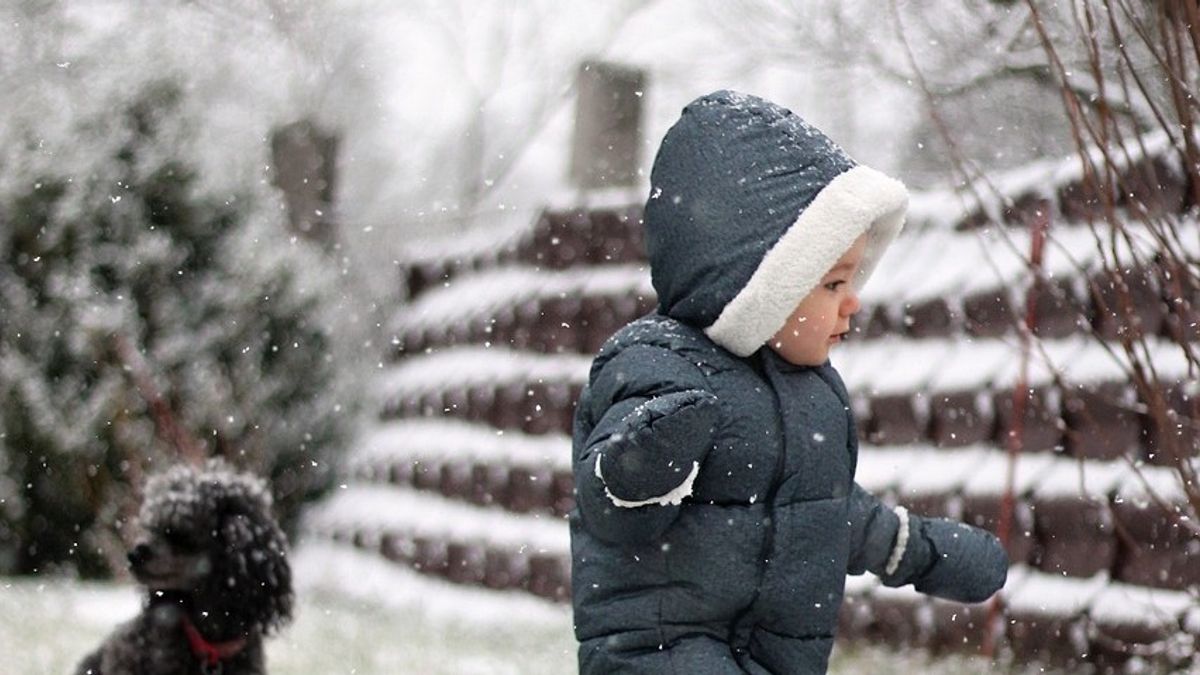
left=726, top=349, right=790, bottom=651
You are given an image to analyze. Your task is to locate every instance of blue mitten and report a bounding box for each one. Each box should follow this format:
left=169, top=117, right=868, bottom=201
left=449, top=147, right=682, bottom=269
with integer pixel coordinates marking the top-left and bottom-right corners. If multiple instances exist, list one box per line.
left=594, top=389, right=719, bottom=504
left=885, top=514, right=1009, bottom=604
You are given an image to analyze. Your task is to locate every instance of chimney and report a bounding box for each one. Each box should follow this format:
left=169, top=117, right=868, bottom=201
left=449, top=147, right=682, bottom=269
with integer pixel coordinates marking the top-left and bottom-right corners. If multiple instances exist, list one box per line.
left=270, top=119, right=339, bottom=247
left=569, top=60, right=645, bottom=190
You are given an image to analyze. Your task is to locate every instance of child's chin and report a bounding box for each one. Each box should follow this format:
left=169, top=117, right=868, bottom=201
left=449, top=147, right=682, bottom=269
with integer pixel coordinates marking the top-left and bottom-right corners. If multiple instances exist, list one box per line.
left=767, top=341, right=829, bottom=366
left=782, top=352, right=826, bottom=367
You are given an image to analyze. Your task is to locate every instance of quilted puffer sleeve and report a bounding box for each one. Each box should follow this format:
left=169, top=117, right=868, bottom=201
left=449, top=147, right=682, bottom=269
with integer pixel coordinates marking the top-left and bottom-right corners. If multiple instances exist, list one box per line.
left=846, top=483, right=902, bottom=576
left=573, top=344, right=720, bottom=545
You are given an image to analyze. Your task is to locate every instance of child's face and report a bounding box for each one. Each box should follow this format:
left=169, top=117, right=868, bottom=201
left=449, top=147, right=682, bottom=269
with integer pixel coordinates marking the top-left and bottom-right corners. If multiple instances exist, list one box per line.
left=768, top=234, right=866, bottom=366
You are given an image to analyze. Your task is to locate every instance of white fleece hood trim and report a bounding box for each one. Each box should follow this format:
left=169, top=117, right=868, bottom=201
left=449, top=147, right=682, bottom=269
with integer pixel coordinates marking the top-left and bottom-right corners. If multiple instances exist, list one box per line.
left=704, top=165, right=909, bottom=357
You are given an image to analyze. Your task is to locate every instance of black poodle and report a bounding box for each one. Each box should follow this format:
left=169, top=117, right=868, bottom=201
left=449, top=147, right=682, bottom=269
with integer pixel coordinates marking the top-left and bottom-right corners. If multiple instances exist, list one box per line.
left=77, top=458, right=293, bottom=675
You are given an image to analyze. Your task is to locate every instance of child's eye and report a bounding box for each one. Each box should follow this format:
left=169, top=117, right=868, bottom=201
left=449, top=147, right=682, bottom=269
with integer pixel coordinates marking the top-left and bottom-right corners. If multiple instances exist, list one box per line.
left=824, top=280, right=846, bottom=292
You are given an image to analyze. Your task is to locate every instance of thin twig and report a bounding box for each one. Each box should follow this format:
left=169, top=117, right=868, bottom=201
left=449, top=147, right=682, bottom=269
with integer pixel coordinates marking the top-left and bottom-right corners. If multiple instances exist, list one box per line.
left=113, top=333, right=205, bottom=466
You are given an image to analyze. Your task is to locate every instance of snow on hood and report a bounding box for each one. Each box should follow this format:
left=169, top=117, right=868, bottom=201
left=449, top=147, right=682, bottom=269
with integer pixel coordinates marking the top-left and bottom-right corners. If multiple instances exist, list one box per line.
left=642, top=90, right=908, bottom=356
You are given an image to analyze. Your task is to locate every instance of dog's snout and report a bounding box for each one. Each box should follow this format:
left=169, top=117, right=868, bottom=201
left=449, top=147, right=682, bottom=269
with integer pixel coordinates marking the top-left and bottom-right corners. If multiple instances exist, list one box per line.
left=127, top=543, right=153, bottom=568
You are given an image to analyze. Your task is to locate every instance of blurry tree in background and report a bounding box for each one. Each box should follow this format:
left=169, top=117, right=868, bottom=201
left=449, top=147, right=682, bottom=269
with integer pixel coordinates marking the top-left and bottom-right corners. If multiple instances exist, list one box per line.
left=380, top=0, right=655, bottom=227
left=0, top=0, right=660, bottom=578
left=0, top=2, right=363, bottom=577
left=708, top=0, right=1071, bottom=184
left=0, top=81, right=351, bottom=578
left=891, top=0, right=1200, bottom=526
left=1002, top=0, right=1199, bottom=519
left=890, top=0, right=1200, bottom=658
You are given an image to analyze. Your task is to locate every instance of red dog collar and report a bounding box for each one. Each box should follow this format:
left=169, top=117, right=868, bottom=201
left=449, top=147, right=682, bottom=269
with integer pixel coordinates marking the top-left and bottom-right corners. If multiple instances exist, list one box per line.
left=181, top=616, right=248, bottom=669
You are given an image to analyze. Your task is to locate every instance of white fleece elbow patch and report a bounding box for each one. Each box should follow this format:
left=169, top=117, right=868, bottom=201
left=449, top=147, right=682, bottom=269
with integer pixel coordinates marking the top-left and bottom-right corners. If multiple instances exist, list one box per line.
left=885, top=505, right=910, bottom=576
left=594, top=454, right=700, bottom=508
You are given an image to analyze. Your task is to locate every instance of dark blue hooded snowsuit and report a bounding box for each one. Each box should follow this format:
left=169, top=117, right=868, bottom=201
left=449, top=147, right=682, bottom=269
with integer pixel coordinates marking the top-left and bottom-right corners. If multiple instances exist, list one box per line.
left=569, top=91, right=1008, bottom=674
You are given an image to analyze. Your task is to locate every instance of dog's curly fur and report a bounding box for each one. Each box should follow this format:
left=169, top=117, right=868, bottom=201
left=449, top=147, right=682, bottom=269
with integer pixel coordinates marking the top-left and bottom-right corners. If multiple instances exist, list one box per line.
left=77, top=459, right=293, bottom=675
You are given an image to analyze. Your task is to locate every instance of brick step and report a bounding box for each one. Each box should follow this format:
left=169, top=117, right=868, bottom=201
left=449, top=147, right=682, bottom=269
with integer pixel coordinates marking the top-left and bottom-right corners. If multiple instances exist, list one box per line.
left=342, top=420, right=1199, bottom=592
left=865, top=447, right=1199, bottom=593
left=304, top=485, right=571, bottom=601
left=394, top=208, right=1199, bottom=356
left=346, top=420, right=572, bottom=517
left=862, top=265, right=1189, bottom=342
left=904, top=484, right=1200, bottom=592
left=397, top=129, right=1189, bottom=307
left=937, top=130, right=1184, bottom=232
left=377, top=341, right=1197, bottom=465
left=303, top=469, right=1197, bottom=667
left=399, top=206, right=644, bottom=301
left=306, top=524, right=1197, bottom=672
left=841, top=566, right=1199, bottom=673
left=314, top=527, right=572, bottom=603
left=390, top=261, right=1196, bottom=360
left=380, top=376, right=584, bottom=437
left=390, top=265, right=656, bottom=359
left=348, top=455, right=574, bottom=519
left=377, top=348, right=587, bottom=438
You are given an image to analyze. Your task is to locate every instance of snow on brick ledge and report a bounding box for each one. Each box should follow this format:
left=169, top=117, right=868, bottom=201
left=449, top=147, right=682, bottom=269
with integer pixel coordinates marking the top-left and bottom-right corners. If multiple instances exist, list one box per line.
left=376, top=346, right=592, bottom=397
left=388, top=264, right=652, bottom=337
left=351, top=419, right=572, bottom=472
left=345, top=417, right=1190, bottom=533
left=395, top=206, right=539, bottom=268
left=832, top=334, right=1193, bottom=397
left=305, top=484, right=570, bottom=556
left=292, top=540, right=571, bottom=627
left=393, top=202, right=1198, bottom=360
left=1031, top=458, right=1128, bottom=501
left=1114, top=461, right=1198, bottom=506
left=960, top=452, right=1058, bottom=499
left=1004, top=566, right=1111, bottom=618
left=381, top=336, right=1192, bottom=407
left=854, top=447, right=926, bottom=496
left=1090, top=581, right=1196, bottom=633
left=896, top=447, right=993, bottom=500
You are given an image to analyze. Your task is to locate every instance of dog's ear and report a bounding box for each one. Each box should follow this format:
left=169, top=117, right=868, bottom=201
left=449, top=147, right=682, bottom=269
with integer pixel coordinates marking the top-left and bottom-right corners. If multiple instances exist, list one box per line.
left=219, top=512, right=257, bottom=552
left=218, top=505, right=294, bottom=632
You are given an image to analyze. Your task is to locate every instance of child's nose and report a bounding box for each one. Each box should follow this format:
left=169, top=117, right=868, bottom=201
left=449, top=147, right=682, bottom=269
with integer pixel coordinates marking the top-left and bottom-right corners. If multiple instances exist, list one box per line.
left=841, top=292, right=861, bottom=317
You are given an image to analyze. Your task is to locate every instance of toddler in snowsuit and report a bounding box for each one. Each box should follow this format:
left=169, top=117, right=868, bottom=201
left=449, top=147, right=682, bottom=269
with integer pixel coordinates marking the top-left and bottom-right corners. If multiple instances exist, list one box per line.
left=569, top=91, right=1009, bottom=674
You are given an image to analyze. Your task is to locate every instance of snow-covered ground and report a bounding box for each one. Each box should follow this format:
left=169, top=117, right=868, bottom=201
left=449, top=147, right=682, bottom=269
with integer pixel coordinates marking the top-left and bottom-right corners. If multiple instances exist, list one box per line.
left=1, top=541, right=1059, bottom=675
left=2, top=542, right=575, bottom=675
